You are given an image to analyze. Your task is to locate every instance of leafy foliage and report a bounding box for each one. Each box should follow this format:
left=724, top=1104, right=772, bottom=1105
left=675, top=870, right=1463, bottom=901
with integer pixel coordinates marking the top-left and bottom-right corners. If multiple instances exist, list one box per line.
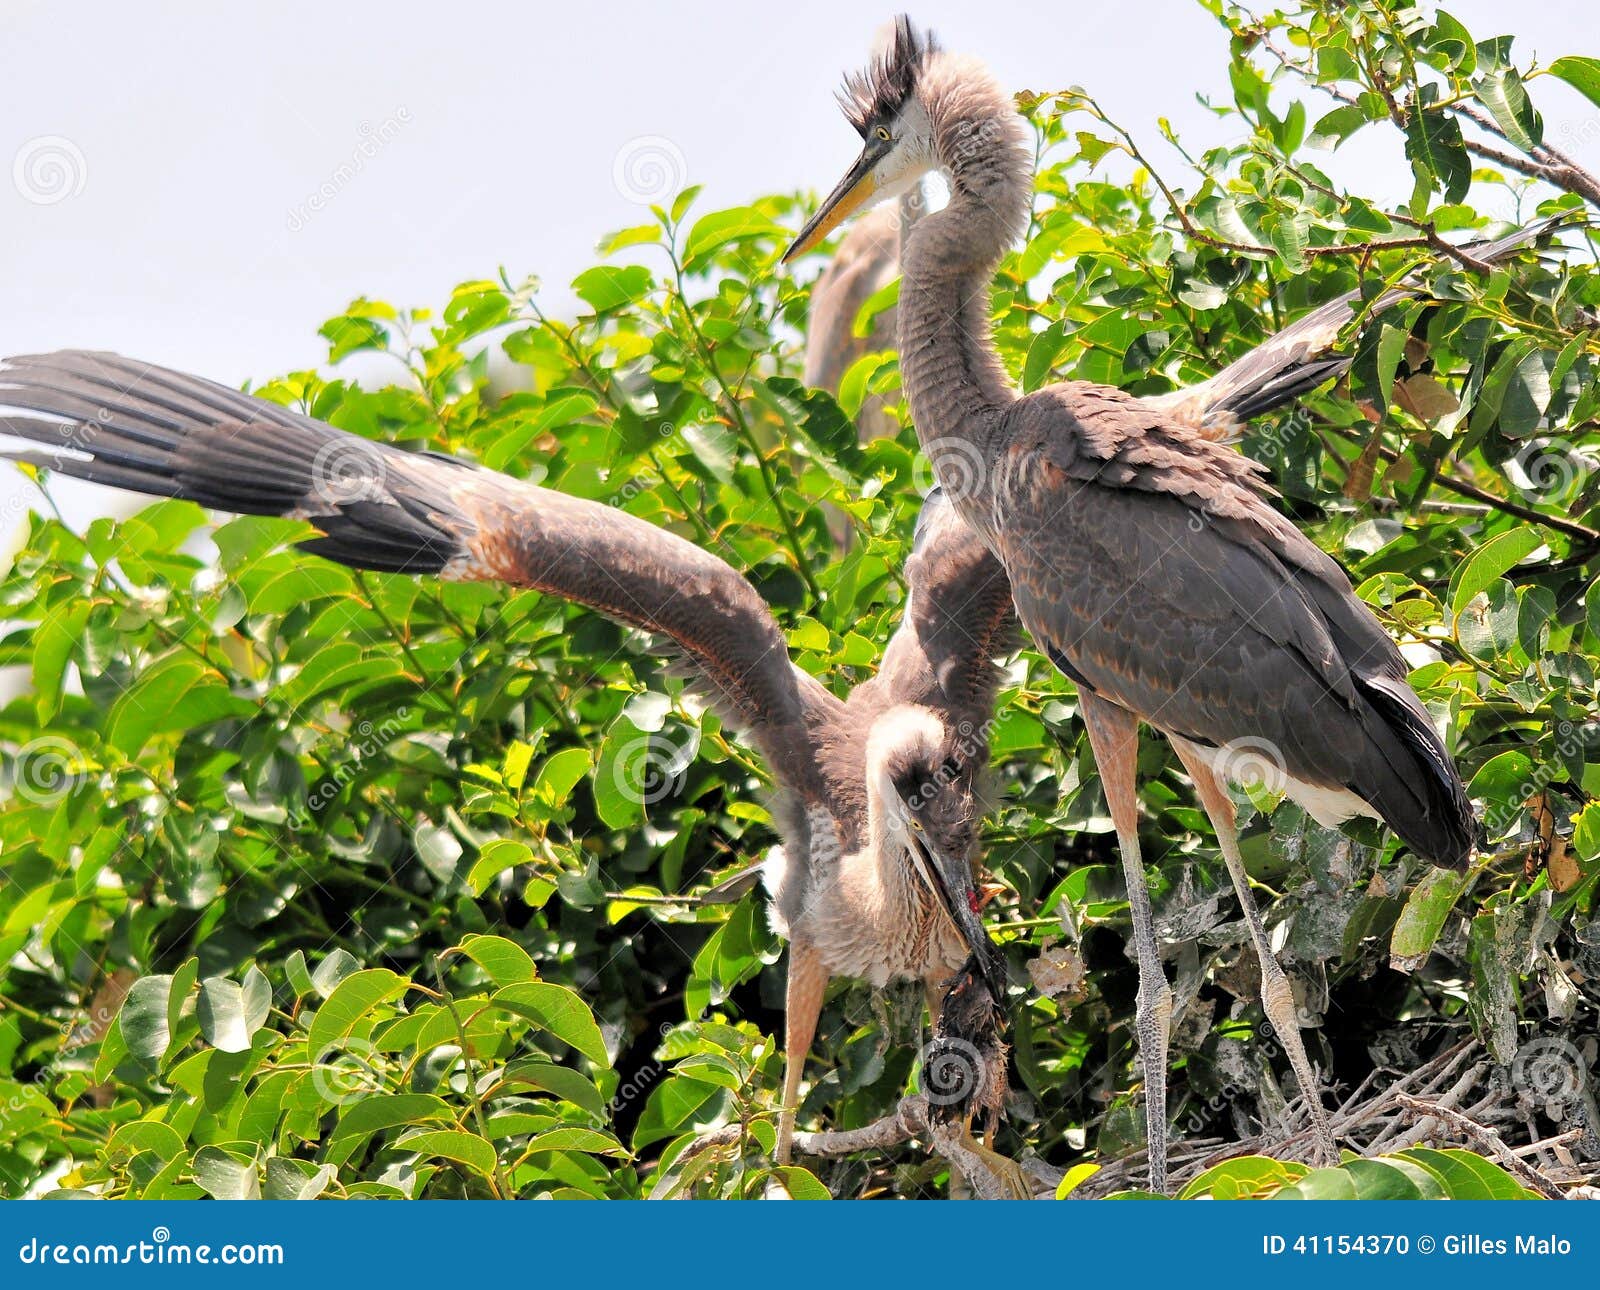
left=1054, top=1149, right=1539, bottom=1199
left=1, top=0, right=1597, bottom=1198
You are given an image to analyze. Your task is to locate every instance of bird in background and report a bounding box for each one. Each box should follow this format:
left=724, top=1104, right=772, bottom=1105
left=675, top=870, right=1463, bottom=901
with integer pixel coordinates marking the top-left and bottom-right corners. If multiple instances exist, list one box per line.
left=0, top=349, right=1019, bottom=1188
left=803, top=198, right=923, bottom=446
left=780, top=14, right=1533, bottom=1193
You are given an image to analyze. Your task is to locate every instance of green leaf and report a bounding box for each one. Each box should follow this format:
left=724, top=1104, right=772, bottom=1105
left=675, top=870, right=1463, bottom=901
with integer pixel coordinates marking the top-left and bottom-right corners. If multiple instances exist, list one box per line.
left=311, top=948, right=361, bottom=998
left=1376, top=322, right=1410, bottom=409
left=533, top=747, right=592, bottom=811
left=105, top=655, right=251, bottom=754
left=503, top=1058, right=607, bottom=1120
left=572, top=265, right=655, bottom=314
left=1181, top=1154, right=1309, bottom=1199
left=466, top=838, right=533, bottom=897
left=1573, top=801, right=1600, bottom=862
left=1390, top=867, right=1467, bottom=966
left=306, top=968, right=407, bottom=1059
left=525, top=1126, right=627, bottom=1156
left=1404, top=102, right=1471, bottom=203
left=196, top=968, right=271, bottom=1054
left=1475, top=67, right=1542, bottom=151
left=598, top=223, right=661, bottom=254
left=490, top=982, right=609, bottom=1066
left=394, top=1129, right=498, bottom=1180
left=119, top=975, right=176, bottom=1065
left=263, top=1159, right=336, bottom=1200
left=1307, top=105, right=1368, bottom=150
left=1395, top=1147, right=1535, bottom=1199
left=682, top=206, right=783, bottom=270
left=1450, top=529, right=1543, bottom=615
left=450, top=933, right=538, bottom=987
left=1546, top=56, right=1600, bottom=111
left=328, top=1094, right=455, bottom=1165
left=1054, top=1162, right=1101, bottom=1199
left=764, top=1165, right=831, bottom=1199
left=32, top=599, right=90, bottom=724
left=191, top=1146, right=260, bottom=1200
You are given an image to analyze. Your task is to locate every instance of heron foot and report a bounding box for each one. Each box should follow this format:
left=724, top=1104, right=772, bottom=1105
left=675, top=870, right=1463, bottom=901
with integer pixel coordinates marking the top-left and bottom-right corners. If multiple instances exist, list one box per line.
left=955, top=1129, right=1034, bottom=1200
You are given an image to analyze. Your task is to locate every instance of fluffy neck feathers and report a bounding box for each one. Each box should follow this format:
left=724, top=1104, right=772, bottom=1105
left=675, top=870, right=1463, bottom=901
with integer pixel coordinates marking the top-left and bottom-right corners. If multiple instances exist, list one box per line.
left=898, top=53, right=1031, bottom=503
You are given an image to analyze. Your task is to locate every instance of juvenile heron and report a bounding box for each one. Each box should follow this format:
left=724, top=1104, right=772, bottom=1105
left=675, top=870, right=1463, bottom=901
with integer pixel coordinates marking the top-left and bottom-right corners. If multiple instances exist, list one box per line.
left=0, top=350, right=1015, bottom=1180
left=785, top=17, right=1498, bottom=1192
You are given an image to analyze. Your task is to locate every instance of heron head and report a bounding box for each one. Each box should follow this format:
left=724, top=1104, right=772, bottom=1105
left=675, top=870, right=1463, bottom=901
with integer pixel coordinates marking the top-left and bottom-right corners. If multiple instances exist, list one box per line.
left=867, top=704, right=999, bottom=988
left=782, top=16, right=940, bottom=263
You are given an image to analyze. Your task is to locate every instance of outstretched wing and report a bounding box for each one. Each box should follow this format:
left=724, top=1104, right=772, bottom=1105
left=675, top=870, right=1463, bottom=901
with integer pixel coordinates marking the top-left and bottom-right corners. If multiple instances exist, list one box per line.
left=998, top=381, right=1473, bottom=866
left=0, top=350, right=841, bottom=798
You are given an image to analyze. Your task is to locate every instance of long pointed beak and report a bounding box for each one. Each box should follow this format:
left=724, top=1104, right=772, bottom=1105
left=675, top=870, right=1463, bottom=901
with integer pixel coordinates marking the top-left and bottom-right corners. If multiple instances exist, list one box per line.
left=782, top=148, right=881, bottom=264
left=918, top=837, right=1004, bottom=993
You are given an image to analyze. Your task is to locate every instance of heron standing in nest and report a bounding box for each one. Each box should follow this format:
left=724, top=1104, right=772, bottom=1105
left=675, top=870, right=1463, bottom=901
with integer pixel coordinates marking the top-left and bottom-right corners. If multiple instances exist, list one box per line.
left=773, top=16, right=1563, bottom=1193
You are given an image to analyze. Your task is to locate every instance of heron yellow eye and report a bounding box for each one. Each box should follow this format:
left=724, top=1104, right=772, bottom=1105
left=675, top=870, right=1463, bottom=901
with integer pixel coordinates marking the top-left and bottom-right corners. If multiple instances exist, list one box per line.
left=875, top=126, right=891, bottom=142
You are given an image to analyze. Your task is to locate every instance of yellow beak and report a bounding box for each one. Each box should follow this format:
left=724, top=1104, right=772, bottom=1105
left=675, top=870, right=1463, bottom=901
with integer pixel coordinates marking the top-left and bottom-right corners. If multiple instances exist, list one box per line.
left=782, top=150, right=882, bottom=264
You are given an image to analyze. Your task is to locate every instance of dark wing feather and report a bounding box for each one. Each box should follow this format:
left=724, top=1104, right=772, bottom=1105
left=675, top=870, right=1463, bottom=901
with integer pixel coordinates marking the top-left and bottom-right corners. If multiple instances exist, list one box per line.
left=881, top=487, right=1015, bottom=732
left=0, top=350, right=840, bottom=798
left=997, top=382, right=1472, bottom=865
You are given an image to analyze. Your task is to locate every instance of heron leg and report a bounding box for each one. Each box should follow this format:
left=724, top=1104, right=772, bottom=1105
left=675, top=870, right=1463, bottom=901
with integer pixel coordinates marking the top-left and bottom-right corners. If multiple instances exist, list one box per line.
left=924, top=977, right=945, bottom=1033
left=777, top=940, right=827, bottom=1166
left=1170, top=740, right=1339, bottom=1167
left=1080, top=692, right=1172, bottom=1195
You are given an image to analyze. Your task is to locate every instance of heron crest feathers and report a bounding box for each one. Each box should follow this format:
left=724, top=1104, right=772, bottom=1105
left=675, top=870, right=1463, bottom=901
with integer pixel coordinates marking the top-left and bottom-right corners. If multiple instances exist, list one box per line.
left=839, top=15, right=936, bottom=136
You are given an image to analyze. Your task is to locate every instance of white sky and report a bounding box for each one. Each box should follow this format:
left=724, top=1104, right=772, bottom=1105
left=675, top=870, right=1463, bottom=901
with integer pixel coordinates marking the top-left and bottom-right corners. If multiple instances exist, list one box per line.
left=1, top=1, right=1596, bottom=532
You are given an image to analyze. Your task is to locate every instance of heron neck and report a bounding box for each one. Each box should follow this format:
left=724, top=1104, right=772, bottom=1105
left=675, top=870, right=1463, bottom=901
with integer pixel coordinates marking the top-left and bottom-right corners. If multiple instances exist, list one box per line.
left=898, top=56, right=1032, bottom=515
left=864, top=779, right=914, bottom=908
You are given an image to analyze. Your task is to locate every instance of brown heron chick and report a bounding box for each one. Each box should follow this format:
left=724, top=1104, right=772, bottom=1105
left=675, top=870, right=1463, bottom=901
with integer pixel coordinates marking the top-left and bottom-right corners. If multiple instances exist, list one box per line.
left=776, top=16, right=1559, bottom=1194
left=0, top=353, right=1016, bottom=1172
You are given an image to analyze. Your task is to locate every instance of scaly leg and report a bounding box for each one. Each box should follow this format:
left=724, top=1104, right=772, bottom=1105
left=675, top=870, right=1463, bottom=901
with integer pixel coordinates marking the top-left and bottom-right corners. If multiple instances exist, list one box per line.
left=1171, top=739, right=1339, bottom=1167
left=1080, top=692, right=1173, bottom=1195
left=777, top=940, right=828, bottom=1165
